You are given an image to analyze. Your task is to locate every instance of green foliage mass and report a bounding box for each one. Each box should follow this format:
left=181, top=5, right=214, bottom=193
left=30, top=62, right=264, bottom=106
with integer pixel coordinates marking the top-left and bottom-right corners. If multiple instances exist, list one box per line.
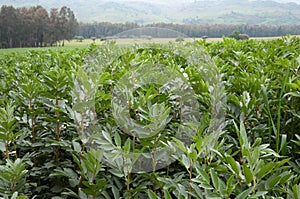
left=0, top=36, right=299, bottom=198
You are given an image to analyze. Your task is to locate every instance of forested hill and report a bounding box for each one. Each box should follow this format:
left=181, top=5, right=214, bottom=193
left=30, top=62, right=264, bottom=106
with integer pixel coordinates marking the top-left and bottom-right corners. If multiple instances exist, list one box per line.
left=1, top=0, right=300, bottom=25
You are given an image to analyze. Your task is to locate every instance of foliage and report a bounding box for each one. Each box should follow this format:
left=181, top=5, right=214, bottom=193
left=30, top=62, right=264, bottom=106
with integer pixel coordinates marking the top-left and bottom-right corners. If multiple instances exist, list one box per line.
left=0, top=5, right=77, bottom=48
left=175, top=37, right=184, bottom=42
left=0, top=36, right=299, bottom=198
left=228, top=30, right=249, bottom=40
left=77, top=22, right=300, bottom=40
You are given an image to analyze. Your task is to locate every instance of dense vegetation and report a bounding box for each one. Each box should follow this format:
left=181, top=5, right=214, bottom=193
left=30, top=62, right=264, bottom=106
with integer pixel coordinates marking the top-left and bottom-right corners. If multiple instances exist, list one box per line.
left=0, top=5, right=77, bottom=48
left=0, top=36, right=299, bottom=198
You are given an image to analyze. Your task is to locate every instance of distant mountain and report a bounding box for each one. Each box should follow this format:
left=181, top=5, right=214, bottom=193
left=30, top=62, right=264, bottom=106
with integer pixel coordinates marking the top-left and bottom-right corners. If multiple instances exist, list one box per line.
left=1, top=0, right=300, bottom=25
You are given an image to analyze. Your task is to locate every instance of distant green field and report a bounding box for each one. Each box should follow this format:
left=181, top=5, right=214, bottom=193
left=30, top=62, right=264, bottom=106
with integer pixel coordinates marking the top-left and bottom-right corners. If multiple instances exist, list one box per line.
left=66, top=38, right=197, bottom=46
left=0, top=46, right=85, bottom=57
left=0, top=38, right=195, bottom=56
left=1, top=36, right=299, bottom=56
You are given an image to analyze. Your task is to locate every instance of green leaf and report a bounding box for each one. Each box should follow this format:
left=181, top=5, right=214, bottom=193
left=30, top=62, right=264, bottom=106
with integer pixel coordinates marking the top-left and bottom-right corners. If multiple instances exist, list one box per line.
left=16, top=196, right=28, bottom=199
left=191, top=183, right=203, bottom=197
left=163, top=189, right=172, bottom=199
left=109, top=168, right=124, bottom=178
left=11, top=192, right=18, bottom=199
left=194, top=181, right=213, bottom=190
left=276, top=158, right=291, bottom=168
left=226, top=175, right=236, bottom=196
left=148, top=190, right=159, bottom=199
left=285, top=92, right=300, bottom=98
left=210, top=168, right=219, bottom=189
left=291, top=184, right=300, bottom=199
left=102, top=131, right=113, bottom=145
left=239, top=121, right=249, bottom=149
left=265, top=175, right=281, bottom=190
left=114, top=132, right=121, bottom=147
left=182, top=154, right=191, bottom=170
left=257, top=162, right=275, bottom=180
left=279, top=171, right=293, bottom=185
left=196, top=167, right=210, bottom=184
left=234, top=121, right=249, bottom=156
left=0, top=141, right=5, bottom=152
left=225, top=155, right=241, bottom=177
left=78, top=188, right=88, bottom=199
left=250, top=191, right=268, bottom=198
left=279, top=134, right=287, bottom=156
left=242, top=164, right=253, bottom=184
left=72, top=140, right=82, bottom=153
left=172, top=137, right=187, bottom=153
left=112, top=185, right=120, bottom=199
left=123, top=138, right=131, bottom=153
left=236, top=187, right=252, bottom=199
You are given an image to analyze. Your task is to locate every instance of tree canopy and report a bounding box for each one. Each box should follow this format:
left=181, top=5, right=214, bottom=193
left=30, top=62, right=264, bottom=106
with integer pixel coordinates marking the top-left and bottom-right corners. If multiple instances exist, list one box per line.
left=0, top=5, right=77, bottom=48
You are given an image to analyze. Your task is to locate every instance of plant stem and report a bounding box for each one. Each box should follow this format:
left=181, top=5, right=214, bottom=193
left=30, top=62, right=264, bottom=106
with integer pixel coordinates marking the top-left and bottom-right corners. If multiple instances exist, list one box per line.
left=5, top=139, right=9, bottom=159
left=188, top=159, right=193, bottom=199
left=132, top=132, right=136, bottom=151
left=126, top=173, right=130, bottom=191
left=153, top=135, right=157, bottom=172
left=80, top=95, right=87, bottom=152
left=81, top=110, right=86, bottom=152
left=55, top=94, right=60, bottom=164
left=29, top=99, right=35, bottom=143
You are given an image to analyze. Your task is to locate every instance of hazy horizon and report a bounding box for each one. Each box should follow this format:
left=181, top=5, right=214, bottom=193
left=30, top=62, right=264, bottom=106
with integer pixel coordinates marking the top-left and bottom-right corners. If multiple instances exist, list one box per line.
left=107, top=0, right=300, bottom=4
left=1, top=0, right=300, bottom=24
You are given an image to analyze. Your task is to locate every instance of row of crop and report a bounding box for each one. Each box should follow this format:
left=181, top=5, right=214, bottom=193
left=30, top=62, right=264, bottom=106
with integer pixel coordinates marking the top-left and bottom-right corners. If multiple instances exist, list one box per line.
left=0, top=37, right=299, bottom=198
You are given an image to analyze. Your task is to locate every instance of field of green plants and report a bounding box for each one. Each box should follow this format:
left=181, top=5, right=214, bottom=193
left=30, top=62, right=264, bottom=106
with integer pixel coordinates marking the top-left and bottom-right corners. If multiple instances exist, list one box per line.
left=0, top=36, right=299, bottom=199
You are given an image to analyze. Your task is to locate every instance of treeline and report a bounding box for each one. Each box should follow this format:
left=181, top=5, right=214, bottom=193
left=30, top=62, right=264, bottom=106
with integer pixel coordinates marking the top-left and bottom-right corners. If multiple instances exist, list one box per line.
left=0, top=5, right=77, bottom=48
left=2, top=4, right=300, bottom=49
left=77, top=22, right=300, bottom=39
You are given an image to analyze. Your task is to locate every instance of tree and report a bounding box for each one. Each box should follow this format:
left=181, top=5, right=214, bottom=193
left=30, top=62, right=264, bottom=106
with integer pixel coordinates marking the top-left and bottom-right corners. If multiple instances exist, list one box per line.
left=228, top=30, right=241, bottom=40
left=175, top=37, right=184, bottom=42
left=0, top=6, right=19, bottom=48
left=65, top=7, right=78, bottom=41
left=17, top=7, right=33, bottom=47
left=228, top=30, right=249, bottom=40
left=33, top=6, right=49, bottom=47
left=49, top=8, right=60, bottom=46
left=239, top=33, right=249, bottom=40
left=0, top=5, right=78, bottom=48
left=57, top=6, right=78, bottom=46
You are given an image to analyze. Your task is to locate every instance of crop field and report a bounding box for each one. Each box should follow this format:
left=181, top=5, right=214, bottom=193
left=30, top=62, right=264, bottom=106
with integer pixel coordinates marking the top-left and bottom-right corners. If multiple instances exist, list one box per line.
left=62, top=37, right=287, bottom=47
left=64, top=35, right=300, bottom=46
left=0, top=36, right=299, bottom=198
left=1, top=36, right=299, bottom=56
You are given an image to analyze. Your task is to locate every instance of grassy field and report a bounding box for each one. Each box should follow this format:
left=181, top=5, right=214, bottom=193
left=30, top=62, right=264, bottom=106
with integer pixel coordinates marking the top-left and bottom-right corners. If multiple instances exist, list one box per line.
left=0, top=45, right=85, bottom=57
left=0, top=38, right=196, bottom=56
left=65, top=37, right=197, bottom=46
left=1, top=35, right=299, bottom=56
left=66, top=35, right=300, bottom=46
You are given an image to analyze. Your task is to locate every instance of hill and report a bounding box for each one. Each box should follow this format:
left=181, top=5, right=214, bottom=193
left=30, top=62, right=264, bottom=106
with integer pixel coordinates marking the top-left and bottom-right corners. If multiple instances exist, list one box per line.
left=1, top=0, right=300, bottom=25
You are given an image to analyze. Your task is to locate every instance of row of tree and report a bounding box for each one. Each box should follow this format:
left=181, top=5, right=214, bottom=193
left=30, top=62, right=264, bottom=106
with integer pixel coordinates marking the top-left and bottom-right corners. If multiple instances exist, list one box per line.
left=0, top=5, right=77, bottom=48
left=77, top=22, right=300, bottom=39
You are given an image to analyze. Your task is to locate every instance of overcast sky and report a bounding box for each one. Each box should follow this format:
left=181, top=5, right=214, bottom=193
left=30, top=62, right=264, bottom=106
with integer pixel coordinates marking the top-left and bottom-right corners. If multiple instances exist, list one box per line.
left=125, top=0, right=300, bottom=4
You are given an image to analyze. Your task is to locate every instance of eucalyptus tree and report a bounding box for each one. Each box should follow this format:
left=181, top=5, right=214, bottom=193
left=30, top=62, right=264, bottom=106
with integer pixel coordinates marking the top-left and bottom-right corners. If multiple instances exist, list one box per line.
left=0, top=5, right=77, bottom=48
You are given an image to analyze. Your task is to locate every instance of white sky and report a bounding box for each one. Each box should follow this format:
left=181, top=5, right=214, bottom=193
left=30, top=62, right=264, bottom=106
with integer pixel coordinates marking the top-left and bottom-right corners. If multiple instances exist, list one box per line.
left=113, top=0, right=300, bottom=3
